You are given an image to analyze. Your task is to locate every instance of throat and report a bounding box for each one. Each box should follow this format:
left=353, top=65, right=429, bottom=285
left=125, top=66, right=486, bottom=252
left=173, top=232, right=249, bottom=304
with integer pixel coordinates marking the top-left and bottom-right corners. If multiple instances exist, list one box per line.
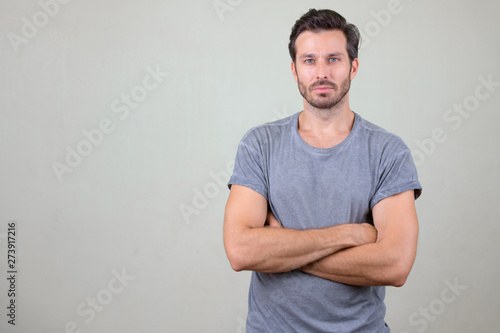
left=297, top=110, right=355, bottom=149
left=299, top=131, right=350, bottom=149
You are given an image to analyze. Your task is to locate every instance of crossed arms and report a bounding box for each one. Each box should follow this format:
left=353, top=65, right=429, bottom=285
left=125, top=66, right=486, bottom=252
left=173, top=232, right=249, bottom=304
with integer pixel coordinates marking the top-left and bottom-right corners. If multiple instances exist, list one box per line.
left=223, top=185, right=419, bottom=287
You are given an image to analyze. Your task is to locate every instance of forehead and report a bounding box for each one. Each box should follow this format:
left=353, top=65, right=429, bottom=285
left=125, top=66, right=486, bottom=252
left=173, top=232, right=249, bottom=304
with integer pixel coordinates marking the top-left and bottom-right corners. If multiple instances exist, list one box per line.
left=295, top=29, right=348, bottom=57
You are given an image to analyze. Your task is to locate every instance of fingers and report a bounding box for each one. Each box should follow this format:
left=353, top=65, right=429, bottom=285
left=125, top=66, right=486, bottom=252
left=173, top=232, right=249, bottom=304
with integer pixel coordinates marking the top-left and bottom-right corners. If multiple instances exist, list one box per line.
left=349, top=223, right=377, bottom=246
left=362, top=223, right=378, bottom=243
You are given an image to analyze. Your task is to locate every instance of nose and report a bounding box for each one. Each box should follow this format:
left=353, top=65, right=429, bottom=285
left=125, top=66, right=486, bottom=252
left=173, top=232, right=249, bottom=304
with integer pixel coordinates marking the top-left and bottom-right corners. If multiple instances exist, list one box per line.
left=316, top=61, right=328, bottom=79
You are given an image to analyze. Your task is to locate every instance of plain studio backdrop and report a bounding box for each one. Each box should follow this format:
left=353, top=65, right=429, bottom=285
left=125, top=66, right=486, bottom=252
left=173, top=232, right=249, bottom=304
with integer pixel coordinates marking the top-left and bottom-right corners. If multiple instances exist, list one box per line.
left=0, top=0, right=499, bottom=332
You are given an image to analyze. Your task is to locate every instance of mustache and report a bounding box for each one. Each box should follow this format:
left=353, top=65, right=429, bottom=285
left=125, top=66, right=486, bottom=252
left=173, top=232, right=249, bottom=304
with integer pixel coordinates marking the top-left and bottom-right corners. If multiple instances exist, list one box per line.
left=310, top=80, right=337, bottom=90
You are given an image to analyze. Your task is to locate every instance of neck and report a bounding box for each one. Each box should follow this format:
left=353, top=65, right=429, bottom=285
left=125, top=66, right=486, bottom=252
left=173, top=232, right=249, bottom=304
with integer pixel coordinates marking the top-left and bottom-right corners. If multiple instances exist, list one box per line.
left=298, top=97, right=355, bottom=149
left=301, top=97, right=354, bottom=133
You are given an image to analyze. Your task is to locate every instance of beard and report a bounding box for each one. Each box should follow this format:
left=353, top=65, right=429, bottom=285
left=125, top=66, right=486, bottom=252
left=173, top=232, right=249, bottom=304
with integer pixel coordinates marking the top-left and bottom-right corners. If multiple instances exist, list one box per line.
left=297, top=74, right=351, bottom=110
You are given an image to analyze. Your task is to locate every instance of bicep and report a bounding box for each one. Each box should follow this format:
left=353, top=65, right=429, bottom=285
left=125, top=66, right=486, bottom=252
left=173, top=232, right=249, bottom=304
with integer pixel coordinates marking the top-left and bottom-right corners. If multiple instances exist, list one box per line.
left=372, top=190, right=419, bottom=263
left=224, top=184, right=268, bottom=240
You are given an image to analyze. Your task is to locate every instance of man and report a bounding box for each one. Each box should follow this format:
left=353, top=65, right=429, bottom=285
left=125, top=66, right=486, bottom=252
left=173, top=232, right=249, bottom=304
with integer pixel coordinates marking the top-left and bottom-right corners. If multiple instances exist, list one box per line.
left=224, top=8, right=422, bottom=332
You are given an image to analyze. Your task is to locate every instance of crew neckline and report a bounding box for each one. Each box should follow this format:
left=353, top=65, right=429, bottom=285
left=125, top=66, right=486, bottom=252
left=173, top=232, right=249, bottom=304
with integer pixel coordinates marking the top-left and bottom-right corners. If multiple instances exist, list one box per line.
left=292, top=111, right=359, bottom=154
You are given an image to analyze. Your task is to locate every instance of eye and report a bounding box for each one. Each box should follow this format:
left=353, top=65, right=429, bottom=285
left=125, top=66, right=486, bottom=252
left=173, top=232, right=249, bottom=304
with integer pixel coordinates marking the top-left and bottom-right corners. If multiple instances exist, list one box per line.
left=305, top=59, right=314, bottom=64
left=329, top=58, right=339, bottom=62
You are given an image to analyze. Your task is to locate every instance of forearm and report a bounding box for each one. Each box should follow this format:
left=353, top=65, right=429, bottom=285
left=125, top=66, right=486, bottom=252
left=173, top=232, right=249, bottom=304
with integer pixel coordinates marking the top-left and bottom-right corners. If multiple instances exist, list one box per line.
left=301, top=237, right=416, bottom=287
left=223, top=185, right=378, bottom=274
left=225, top=224, right=368, bottom=273
left=302, top=191, right=420, bottom=287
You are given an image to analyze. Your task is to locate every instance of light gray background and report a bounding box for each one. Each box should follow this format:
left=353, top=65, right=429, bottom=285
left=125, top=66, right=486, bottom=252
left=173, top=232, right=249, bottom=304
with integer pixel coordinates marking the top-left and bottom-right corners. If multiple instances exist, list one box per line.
left=1, top=0, right=499, bottom=332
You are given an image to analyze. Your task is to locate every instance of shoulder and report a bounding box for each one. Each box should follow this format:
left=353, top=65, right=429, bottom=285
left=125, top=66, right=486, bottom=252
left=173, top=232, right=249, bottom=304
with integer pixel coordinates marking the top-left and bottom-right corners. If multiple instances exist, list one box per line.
left=239, top=112, right=298, bottom=149
left=355, top=113, right=410, bottom=154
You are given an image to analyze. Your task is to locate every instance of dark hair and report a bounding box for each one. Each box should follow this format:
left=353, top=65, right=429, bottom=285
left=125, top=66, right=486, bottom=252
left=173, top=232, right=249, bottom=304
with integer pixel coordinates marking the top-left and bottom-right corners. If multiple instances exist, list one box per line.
left=288, top=9, right=360, bottom=63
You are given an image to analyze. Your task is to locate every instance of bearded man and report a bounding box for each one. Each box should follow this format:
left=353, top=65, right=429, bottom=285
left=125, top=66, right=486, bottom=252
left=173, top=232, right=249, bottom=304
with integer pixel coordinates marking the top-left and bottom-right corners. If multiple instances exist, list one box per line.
left=223, top=8, right=422, bottom=332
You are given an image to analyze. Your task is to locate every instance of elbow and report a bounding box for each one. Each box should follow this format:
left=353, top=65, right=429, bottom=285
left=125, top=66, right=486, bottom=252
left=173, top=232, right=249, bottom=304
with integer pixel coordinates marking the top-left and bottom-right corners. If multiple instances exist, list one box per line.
left=225, top=244, right=251, bottom=272
left=387, top=261, right=413, bottom=287
left=380, top=247, right=416, bottom=287
left=381, top=270, right=407, bottom=288
left=227, top=254, right=246, bottom=272
left=224, top=229, right=248, bottom=272
left=224, top=227, right=264, bottom=272
left=390, top=273, right=408, bottom=288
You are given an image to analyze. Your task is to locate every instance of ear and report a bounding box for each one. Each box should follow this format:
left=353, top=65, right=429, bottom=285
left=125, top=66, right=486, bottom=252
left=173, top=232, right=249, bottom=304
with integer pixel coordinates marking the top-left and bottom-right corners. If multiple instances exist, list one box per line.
left=350, top=58, right=359, bottom=80
left=291, top=61, right=298, bottom=82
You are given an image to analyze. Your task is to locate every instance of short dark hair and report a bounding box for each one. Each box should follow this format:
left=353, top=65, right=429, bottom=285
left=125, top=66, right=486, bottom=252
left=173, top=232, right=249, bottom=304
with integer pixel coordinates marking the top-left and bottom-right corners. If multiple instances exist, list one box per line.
left=288, top=9, right=360, bottom=63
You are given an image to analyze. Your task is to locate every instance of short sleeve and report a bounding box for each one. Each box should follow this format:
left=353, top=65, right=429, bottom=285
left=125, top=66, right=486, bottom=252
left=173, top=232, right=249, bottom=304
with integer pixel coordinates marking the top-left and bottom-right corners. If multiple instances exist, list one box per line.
left=228, top=130, right=269, bottom=199
left=370, top=139, right=422, bottom=209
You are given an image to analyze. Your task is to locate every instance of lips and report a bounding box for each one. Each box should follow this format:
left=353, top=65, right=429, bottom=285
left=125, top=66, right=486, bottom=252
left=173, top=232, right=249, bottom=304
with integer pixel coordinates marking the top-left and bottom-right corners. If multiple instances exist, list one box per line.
left=313, top=86, right=334, bottom=93
left=311, top=81, right=336, bottom=93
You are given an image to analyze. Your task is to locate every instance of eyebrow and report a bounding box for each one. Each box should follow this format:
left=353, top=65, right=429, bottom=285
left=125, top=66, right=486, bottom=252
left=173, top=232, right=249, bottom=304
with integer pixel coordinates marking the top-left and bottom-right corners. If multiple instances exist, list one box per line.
left=298, top=52, right=345, bottom=59
left=299, top=53, right=317, bottom=59
left=327, top=53, right=344, bottom=58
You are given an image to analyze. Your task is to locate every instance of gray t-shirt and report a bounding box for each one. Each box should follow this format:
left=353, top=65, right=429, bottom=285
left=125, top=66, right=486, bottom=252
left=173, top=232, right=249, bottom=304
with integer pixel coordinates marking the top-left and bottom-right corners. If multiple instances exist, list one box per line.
left=228, top=111, right=422, bottom=332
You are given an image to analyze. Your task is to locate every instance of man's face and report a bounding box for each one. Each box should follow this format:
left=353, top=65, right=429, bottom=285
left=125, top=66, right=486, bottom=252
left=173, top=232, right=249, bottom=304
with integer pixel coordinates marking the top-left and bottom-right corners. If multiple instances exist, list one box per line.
left=291, top=29, right=358, bottom=110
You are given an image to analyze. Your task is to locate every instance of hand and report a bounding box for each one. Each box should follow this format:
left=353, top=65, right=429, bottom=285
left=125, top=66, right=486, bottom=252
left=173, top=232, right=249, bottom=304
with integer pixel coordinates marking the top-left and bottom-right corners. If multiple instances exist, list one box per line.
left=349, top=223, right=377, bottom=246
left=266, top=210, right=283, bottom=229
left=301, top=223, right=377, bottom=274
